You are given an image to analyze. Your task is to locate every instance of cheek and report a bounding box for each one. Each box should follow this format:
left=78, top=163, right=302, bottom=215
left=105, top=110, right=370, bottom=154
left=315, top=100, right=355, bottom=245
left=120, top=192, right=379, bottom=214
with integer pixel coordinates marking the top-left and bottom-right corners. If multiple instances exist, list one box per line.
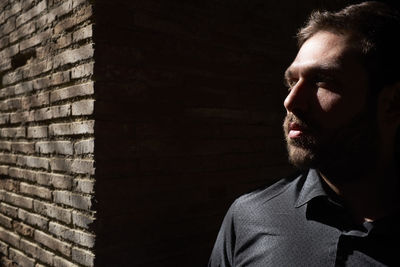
left=316, top=89, right=342, bottom=112
left=316, top=89, right=364, bottom=127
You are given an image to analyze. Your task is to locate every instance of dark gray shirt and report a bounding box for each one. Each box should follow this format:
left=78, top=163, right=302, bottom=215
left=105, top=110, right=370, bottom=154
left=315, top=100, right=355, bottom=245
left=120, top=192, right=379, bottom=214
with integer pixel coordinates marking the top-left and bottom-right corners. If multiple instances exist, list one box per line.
left=209, top=169, right=400, bottom=266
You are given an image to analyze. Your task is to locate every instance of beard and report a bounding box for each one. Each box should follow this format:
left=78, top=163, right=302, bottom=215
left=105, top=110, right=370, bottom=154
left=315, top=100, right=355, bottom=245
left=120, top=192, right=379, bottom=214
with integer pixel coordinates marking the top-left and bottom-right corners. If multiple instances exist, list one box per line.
left=283, top=108, right=379, bottom=179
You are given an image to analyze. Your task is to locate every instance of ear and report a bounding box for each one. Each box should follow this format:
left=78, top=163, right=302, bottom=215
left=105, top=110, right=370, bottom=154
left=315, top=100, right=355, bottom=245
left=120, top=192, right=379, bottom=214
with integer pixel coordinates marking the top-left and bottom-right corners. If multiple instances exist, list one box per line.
left=378, top=82, right=400, bottom=126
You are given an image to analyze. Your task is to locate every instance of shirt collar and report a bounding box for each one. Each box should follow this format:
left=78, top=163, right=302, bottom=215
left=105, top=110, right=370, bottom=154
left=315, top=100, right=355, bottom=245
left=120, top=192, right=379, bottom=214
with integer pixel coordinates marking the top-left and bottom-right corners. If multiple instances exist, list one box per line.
left=294, top=169, right=327, bottom=208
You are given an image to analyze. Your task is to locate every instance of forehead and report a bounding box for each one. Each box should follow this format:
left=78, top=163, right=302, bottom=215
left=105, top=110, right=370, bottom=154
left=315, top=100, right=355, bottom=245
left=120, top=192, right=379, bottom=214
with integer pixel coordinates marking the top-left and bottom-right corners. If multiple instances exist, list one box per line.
left=286, top=31, right=356, bottom=77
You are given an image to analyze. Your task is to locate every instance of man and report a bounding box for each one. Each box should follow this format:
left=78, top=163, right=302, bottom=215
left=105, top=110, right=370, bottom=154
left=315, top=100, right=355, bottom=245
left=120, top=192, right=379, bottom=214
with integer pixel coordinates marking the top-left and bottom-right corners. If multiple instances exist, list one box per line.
left=209, top=1, right=400, bottom=266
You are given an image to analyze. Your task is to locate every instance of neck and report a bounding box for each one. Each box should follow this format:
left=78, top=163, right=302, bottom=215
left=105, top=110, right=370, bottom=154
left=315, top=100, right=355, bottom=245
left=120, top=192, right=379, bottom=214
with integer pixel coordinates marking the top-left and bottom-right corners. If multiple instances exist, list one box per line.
left=318, top=159, right=400, bottom=224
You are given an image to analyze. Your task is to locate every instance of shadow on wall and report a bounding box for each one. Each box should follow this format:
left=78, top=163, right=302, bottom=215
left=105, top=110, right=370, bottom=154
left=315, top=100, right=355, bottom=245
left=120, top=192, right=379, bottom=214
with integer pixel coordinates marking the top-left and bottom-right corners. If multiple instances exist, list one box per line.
left=91, top=0, right=370, bottom=266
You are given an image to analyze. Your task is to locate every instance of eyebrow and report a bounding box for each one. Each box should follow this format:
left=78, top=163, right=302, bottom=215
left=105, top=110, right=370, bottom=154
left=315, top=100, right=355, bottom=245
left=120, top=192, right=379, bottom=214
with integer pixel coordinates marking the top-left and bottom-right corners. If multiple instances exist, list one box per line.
left=284, top=63, right=343, bottom=83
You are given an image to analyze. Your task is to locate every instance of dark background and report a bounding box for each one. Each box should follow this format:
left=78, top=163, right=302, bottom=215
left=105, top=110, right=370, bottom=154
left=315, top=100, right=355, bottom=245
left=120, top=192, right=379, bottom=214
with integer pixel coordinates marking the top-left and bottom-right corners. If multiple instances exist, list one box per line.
left=91, top=0, right=394, bottom=266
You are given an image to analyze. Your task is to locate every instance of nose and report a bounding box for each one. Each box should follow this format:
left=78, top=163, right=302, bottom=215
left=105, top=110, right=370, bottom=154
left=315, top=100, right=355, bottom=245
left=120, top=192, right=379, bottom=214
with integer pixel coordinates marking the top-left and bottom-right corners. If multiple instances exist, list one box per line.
left=283, top=79, right=310, bottom=113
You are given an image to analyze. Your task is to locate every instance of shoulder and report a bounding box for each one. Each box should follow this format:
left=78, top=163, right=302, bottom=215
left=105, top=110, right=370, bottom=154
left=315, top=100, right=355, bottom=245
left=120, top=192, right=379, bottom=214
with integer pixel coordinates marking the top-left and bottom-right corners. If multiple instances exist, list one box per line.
left=232, top=171, right=306, bottom=220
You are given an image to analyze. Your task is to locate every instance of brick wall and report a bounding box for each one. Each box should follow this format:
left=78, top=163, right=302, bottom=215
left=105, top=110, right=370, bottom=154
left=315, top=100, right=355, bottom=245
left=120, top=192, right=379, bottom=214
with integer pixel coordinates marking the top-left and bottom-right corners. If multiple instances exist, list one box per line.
left=0, top=0, right=95, bottom=266
left=0, top=0, right=358, bottom=267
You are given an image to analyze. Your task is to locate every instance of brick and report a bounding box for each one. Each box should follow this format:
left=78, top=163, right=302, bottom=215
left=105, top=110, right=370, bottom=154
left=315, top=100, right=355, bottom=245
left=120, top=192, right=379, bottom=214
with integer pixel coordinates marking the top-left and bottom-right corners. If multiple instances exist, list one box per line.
left=22, top=92, right=49, bottom=109
left=0, top=59, right=11, bottom=72
left=0, top=165, right=9, bottom=175
left=16, top=0, right=47, bottom=27
left=22, top=59, right=52, bottom=78
left=33, top=200, right=72, bottom=224
left=49, top=120, right=94, bottom=136
left=72, top=211, right=94, bottom=229
left=49, top=222, right=95, bottom=248
left=74, top=138, right=94, bottom=155
left=74, top=179, right=94, bottom=194
left=53, top=44, right=94, bottom=68
left=72, top=24, right=92, bottom=42
left=36, top=141, right=73, bottom=155
left=3, top=192, right=33, bottom=209
left=14, top=81, right=34, bottom=95
left=71, top=62, right=93, bottom=79
left=8, top=168, right=35, bottom=182
left=72, top=0, right=86, bottom=8
left=0, top=226, right=20, bottom=248
left=0, top=179, right=18, bottom=192
left=1, top=98, right=22, bottom=111
left=11, top=142, right=35, bottom=154
left=20, top=238, right=54, bottom=265
left=21, top=0, right=35, bottom=11
left=20, top=182, right=52, bottom=199
left=34, top=230, right=71, bottom=256
left=0, top=141, right=12, bottom=151
left=9, top=248, right=35, bottom=267
left=72, top=247, right=94, bottom=266
left=2, top=70, right=23, bottom=86
left=27, top=126, right=48, bottom=138
left=0, top=256, right=14, bottom=266
left=0, top=36, right=9, bottom=50
left=13, top=222, right=34, bottom=237
left=50, top=157, right=72, bottom=173
left=32, top=76, right=51, bottom=90
left=0, top=86, right=15, bottom=98
left=9, top=111, right=34, bottom=124
left=50, top=158, right=94, bottom=175
left=72, top=99, right=94, bottom=115
left=0, top=127, right=25, bottom=138
left=0, top=240, right=8, bottom=256
left=0, top=44, right=19, bottom=59
left=56, top=33, right=72, bottom=48
left=33, top=171, right=72, bottom=189
left=9, top=20, right=36, bottom=43
left=0, top=213, right=13, bottom=228
left=53, top=190, right=91, bottom=210
left=72, top=159, right=95, bottom=175
left=0, top=113, right=10, bottom=125
left=53, top=256, right=78, bottom=267
left=10, top=1, right=22, bottom=15
left=50, top=0, right=73, bottom=18
left=0, top=153, right=17, bottom=165
left=51, top=174, right=72, bottom=189
left=0, top=203, right=19, bottom=218
left=51, top=71, right=70, bottom=86
left=0, top=17, right=16, bottom=37
left=50, top=82, right=94, bottom=102
left=17, top=155, right=49, bottom=170
left=33, top=105, right=71, bottom=121
left=54, top=5, right=92, bottom=34
left=36, top=11, right=56, bottom=29
left=0, top=0, right=8, bottom=10
left=20, top=29, right=53, bottom=51
left=18, top=209, right=48, bottom=230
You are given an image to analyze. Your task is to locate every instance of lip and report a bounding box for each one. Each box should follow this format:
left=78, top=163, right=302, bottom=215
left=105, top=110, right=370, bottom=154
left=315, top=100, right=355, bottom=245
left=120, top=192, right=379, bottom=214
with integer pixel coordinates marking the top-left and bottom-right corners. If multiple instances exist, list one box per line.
left=288, top=122, right=305, bottom=138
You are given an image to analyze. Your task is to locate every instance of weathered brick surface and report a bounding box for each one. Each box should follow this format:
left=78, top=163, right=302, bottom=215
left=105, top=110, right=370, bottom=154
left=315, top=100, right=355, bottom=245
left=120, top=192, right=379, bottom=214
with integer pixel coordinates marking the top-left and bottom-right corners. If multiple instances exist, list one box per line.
left=74, top=138, right=94, bottom=155
left=33, top=200, right=72, bottom=224
left=9, top=248, right=35, bottom=267
left=0, top=0, right=95, bottom=266
left=34, top=230, right=71, bottom=257
left=20, top=238, right=54, bottom=265
left=72, top=247, right=95, bottom=266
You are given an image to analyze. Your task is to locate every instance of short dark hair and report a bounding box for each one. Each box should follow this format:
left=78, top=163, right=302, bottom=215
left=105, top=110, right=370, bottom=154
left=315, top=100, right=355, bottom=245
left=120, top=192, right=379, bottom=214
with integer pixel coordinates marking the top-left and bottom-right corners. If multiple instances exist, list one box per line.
left=297, top=1, right=400, bottom=93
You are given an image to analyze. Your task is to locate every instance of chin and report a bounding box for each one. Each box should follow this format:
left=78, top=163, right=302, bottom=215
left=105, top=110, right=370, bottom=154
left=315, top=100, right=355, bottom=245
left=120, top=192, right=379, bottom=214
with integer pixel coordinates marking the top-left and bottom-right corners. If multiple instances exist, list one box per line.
left=287, top=144, right=318, bottom=170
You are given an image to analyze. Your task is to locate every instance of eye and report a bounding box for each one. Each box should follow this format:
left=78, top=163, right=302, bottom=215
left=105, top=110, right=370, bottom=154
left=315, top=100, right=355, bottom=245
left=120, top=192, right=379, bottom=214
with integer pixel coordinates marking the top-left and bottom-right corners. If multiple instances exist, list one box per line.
left=284, top=79, right=298, bottom=91
left=316, top=81, right=329, bottom=88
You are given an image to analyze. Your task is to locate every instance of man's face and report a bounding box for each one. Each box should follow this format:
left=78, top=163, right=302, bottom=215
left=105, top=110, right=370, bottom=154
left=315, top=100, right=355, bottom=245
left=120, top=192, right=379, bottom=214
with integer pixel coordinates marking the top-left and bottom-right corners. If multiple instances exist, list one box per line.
left=283, top=31, right=377, bottom=171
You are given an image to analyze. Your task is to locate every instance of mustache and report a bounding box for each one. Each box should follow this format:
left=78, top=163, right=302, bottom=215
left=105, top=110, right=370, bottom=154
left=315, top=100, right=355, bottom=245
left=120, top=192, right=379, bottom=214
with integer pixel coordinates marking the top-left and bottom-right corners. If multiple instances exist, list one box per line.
left=284, top=112, right=318, bottom=132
